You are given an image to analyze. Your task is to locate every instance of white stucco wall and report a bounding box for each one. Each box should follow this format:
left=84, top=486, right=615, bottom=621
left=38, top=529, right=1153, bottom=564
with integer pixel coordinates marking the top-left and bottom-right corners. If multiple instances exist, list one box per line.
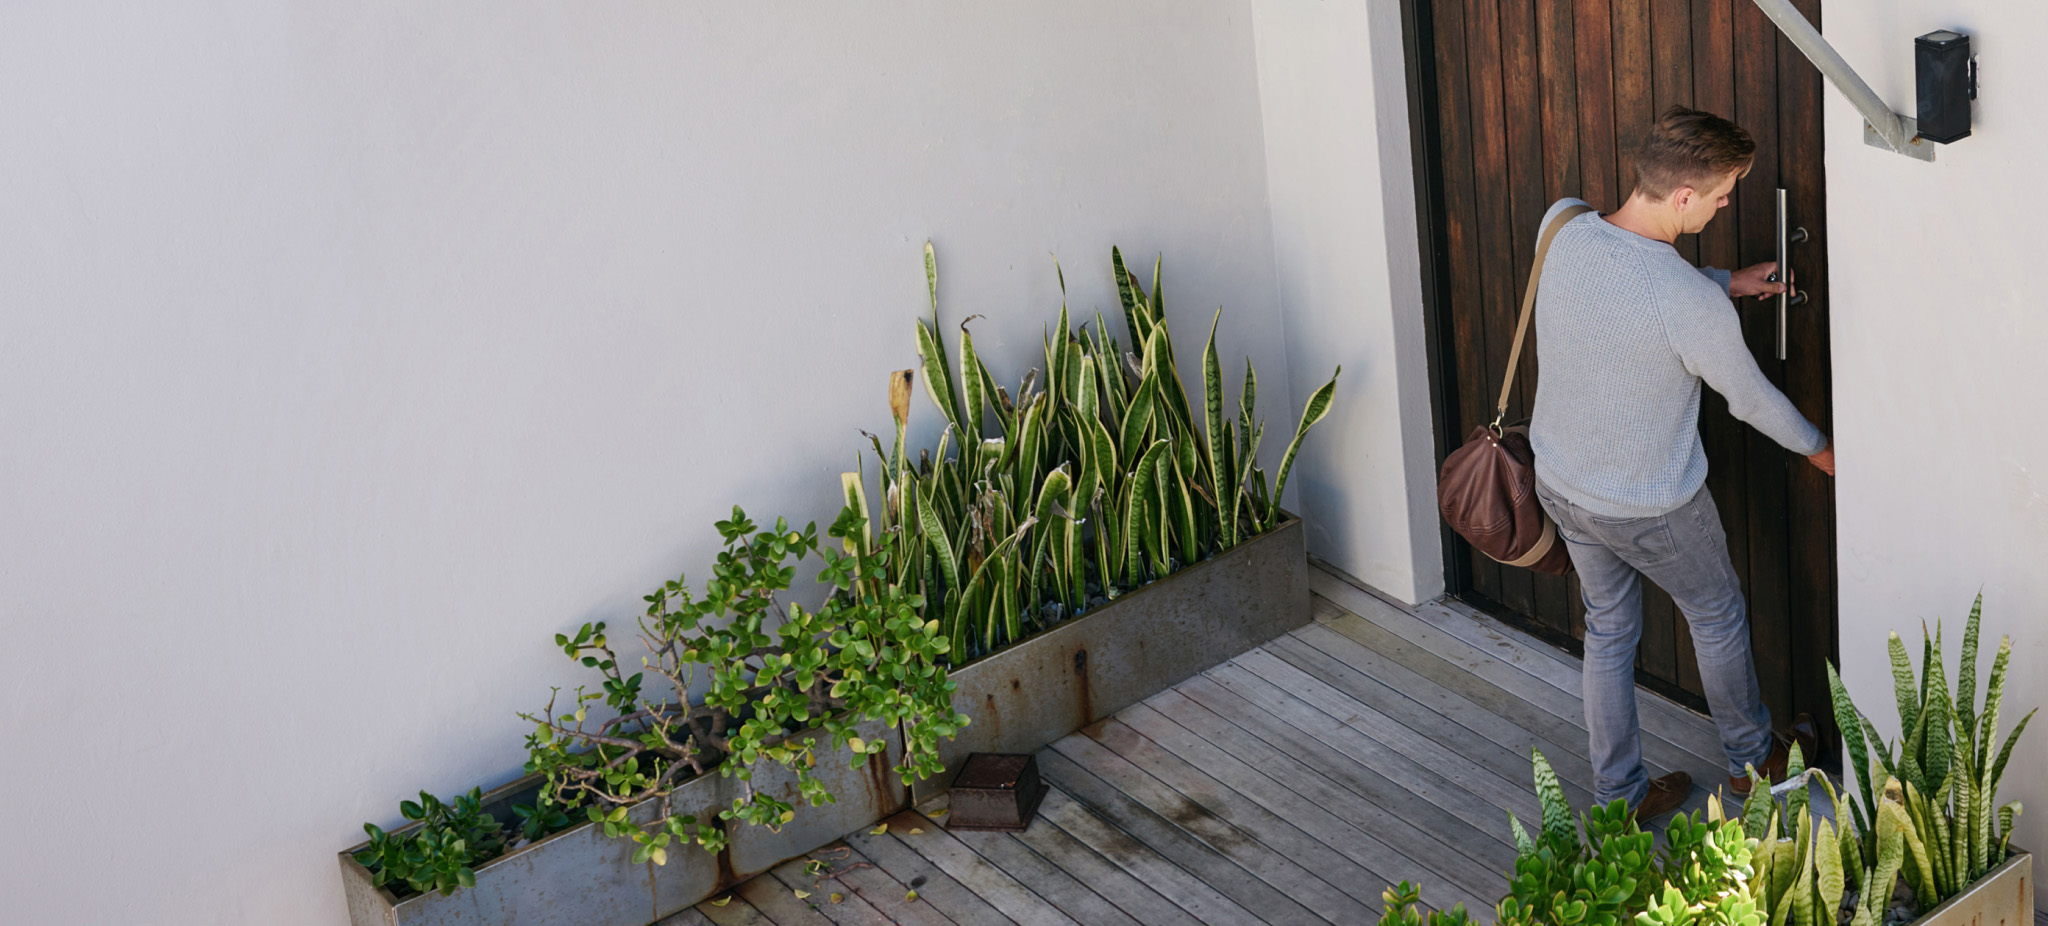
left=0, top=4, right=1289, bottom=923
left=1249, top=1, right=1443, bottom=604
left=1820, top=4, right=2048, bottom=910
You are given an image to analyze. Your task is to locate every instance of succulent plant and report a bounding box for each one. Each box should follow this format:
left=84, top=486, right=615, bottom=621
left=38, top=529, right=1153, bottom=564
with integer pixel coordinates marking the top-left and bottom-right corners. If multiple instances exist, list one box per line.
left=354, top=788, right=509, bottom=898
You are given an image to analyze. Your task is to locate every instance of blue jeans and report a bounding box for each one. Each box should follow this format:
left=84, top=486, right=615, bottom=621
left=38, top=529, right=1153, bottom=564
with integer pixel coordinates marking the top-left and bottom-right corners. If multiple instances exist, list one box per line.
left=1533, top=480, right=1774, bottom=808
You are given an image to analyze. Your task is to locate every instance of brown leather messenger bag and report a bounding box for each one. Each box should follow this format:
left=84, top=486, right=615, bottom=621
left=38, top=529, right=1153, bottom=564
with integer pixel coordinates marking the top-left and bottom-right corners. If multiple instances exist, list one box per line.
left=1435, top=203, right=1595, bottom=576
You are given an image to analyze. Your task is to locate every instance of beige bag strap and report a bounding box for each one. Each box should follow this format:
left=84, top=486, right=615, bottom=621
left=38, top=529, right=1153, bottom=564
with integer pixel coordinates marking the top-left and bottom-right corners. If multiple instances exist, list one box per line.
left=1493, top=204, right=1596, bottom=431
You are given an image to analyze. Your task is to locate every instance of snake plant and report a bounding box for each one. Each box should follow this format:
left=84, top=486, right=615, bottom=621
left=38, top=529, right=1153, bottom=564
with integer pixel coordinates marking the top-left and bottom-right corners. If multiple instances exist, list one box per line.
left=1825, top=594, right=2033, bottom=909
left=1720, top=750, right=1860, bottom=926
left=854, top=244, right=1339, bottom=663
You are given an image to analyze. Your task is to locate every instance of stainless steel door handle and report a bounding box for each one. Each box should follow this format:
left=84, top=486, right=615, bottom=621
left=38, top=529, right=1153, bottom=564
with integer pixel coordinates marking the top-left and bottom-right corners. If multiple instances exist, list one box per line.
left=1774, top=188, right=1810, bottom=360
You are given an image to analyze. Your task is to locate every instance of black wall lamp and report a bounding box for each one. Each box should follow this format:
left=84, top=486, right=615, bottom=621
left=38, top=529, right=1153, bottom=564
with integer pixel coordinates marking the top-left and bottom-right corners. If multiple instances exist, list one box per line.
left=1916, top=30, right=1974, bottom=145
left=1748, top=0, right=1973, bottom=162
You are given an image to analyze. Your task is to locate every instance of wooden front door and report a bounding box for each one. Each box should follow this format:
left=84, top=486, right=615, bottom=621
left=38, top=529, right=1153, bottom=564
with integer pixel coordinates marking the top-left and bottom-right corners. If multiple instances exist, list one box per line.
left=1406, top=0, right=1838, bottom=732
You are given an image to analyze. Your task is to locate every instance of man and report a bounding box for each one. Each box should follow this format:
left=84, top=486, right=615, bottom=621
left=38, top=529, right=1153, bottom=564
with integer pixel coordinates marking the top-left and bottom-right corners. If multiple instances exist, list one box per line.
left=1530, top=106, right=1831, bottom=821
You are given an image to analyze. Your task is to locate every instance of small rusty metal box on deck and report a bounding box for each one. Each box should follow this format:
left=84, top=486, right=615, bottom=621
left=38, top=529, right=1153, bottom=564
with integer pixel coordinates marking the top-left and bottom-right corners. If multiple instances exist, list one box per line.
left=945, top=753, right=1045, bottom=832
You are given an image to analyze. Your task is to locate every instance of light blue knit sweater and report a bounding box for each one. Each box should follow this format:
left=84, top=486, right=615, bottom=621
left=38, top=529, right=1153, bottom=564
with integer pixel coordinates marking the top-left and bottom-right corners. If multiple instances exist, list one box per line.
left=1530, top=198, right=1828, bottom=518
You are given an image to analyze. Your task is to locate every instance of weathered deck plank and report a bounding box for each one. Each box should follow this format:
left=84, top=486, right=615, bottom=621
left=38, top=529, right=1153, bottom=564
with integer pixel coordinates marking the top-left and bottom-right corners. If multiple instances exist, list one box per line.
left=658, top=907, right=720, bottom=926
left=939, top=823, right=1146, bottom=926
left=767, top=856, right=900, bottom=926
left=1232, top=647, right=1549, bottom=823
left=737, top=873, right=839, bottom=926
left=1048, top=730, right=1379, bottom=922
left=876, top=809, right=1081, bottom=926
left=1035, top=785, right=1266, bottom=926
left=1002, top=793, right=1206, bottom=926
left=841, top=824, right=1017, bottom=926
left=1138, top=686, right=1510, bottom=905
left=1036, top=750, right=1327, bottom=926
left=1075, top=714, right=1390, bottom=907
left=796, top=843, right=961, bottom=926
left=1202, top=661, right=1521, bottom=842
left=697, top=892, right=778, bottom=926
left=1270, top=623, right=1598, bottom=806
left=1310, top=568, right=1729, bottom=771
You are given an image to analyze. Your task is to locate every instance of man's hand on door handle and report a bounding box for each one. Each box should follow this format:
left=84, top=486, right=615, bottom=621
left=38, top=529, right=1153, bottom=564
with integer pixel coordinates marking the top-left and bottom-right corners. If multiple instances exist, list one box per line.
left=1807, top=441, right=1834, bottom=477
left=1731, top=261, right=1790, bottom=299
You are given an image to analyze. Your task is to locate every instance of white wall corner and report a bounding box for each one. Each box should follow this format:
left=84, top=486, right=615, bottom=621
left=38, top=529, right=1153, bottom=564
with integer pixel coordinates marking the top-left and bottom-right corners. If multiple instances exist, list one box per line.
left=1249, top=0, right=1443, bottom=605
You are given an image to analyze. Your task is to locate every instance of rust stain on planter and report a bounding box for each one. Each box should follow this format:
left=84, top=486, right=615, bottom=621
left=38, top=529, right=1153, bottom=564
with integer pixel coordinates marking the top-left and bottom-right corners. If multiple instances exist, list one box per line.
left=714, top=841, right=737, bottom=891
left=862, top=749, right=898, bottom=815
left=1073, top=648, right=1093, bottom=725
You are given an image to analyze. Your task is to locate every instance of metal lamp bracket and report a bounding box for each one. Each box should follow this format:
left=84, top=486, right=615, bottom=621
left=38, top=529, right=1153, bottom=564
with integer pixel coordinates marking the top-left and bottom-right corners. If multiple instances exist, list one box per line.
left=1751, top=0, right=1939, bottom=162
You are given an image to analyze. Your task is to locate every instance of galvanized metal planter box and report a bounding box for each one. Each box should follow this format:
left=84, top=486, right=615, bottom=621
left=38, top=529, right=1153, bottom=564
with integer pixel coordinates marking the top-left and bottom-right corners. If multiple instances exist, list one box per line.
left=339, top=517, right=1306, bottom=923
left=338, top=719, right=903, bottom=926
left=1910, top=850, right=2033, bottom=926
left=913, top=513, right=1309, bottom=802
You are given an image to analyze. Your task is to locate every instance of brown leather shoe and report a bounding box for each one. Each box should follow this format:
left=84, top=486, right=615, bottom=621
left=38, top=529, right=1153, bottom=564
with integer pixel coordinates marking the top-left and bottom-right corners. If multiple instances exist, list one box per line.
left=1728, top=713, right=1819, bottom=797
left=1631, top=771, right=1693, bottom=823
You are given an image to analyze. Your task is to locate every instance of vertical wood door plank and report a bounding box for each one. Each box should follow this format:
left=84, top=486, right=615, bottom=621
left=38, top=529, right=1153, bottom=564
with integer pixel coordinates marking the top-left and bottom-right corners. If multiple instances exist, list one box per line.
left=1501, top=0, right=1577, bottom=637
left=1730, top=0, right=1794, bottom=725
left=1779, top=0, right=1837, bottom=738
left=1537, top=0, right=1585, bottom=642
left=1617, top=0, right=1682, bottom=706
left=1607, top=0, right=1651, bottom=639
left=1464, top=0, right=1538, bottom=621
left=1573, top=0, right=1620, bottom=210
left=1691, top=0, right=1751, bottom=681
left=1431, top=0, right=1505, bottom=605
left=1537, top=0, right=1583, bottom=202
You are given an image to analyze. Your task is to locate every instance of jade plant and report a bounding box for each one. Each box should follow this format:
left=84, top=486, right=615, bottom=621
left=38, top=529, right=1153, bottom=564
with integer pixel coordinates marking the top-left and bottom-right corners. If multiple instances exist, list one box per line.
left=517, top=504, right=968, bottom=865
left=1825, top=594, right=2033, bottom=910
left=854, top=244, right=1340, bottom=661
left=1494, top=753, right=1658, bottom=926
left=354, top=788, right=509, bottom=898
left=1381, top=881, right=1476, bottom=926
left=1386, top=751, right=1822, bottom=926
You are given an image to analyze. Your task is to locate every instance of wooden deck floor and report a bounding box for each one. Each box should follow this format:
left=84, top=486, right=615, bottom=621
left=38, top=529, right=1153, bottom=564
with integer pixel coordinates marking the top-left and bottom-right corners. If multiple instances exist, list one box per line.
left=666, top=564, right=1742, bottom=926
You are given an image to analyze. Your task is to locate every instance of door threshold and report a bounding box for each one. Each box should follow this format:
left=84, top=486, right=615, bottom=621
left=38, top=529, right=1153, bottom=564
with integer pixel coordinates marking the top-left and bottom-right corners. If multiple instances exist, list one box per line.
left=1308, top=555, right=1719, bottom=724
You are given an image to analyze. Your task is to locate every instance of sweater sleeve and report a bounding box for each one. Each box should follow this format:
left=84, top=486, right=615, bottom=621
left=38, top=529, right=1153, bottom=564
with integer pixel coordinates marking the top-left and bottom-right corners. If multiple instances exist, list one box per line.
left=1698, top=267, right=1731, bottom=293
left=1661, top=283, right=1829, bottom=456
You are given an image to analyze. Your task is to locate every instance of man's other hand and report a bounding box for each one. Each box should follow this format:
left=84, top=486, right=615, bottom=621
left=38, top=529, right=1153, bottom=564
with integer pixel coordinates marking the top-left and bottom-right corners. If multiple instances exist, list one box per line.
left=1730, top=261, right=1789, bottom=299
left=1808, top=441, right=1834, bottom=476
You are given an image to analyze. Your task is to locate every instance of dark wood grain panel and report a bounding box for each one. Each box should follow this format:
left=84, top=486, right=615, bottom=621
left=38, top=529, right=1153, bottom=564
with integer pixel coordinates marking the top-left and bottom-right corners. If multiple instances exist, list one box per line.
left=1574, top=0, right=1620, bottom=210
left=1730, top=0, right=1793, bottom=721
left=1499, top=0, right=1575, bottom=638
left=1611, top=0, right=1655, bottom=204
left=1780, top=0, right=1836, bottom=739
left=1536, top=0, right=1583, bottom=643
left=1428, top=0, right=1506, bottom=604
left=1464, top=0, right=1539, bottom=622
left=1608, top=0, right=1681, bottom=689
left=1537, top=0, right=1582, bottom=202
